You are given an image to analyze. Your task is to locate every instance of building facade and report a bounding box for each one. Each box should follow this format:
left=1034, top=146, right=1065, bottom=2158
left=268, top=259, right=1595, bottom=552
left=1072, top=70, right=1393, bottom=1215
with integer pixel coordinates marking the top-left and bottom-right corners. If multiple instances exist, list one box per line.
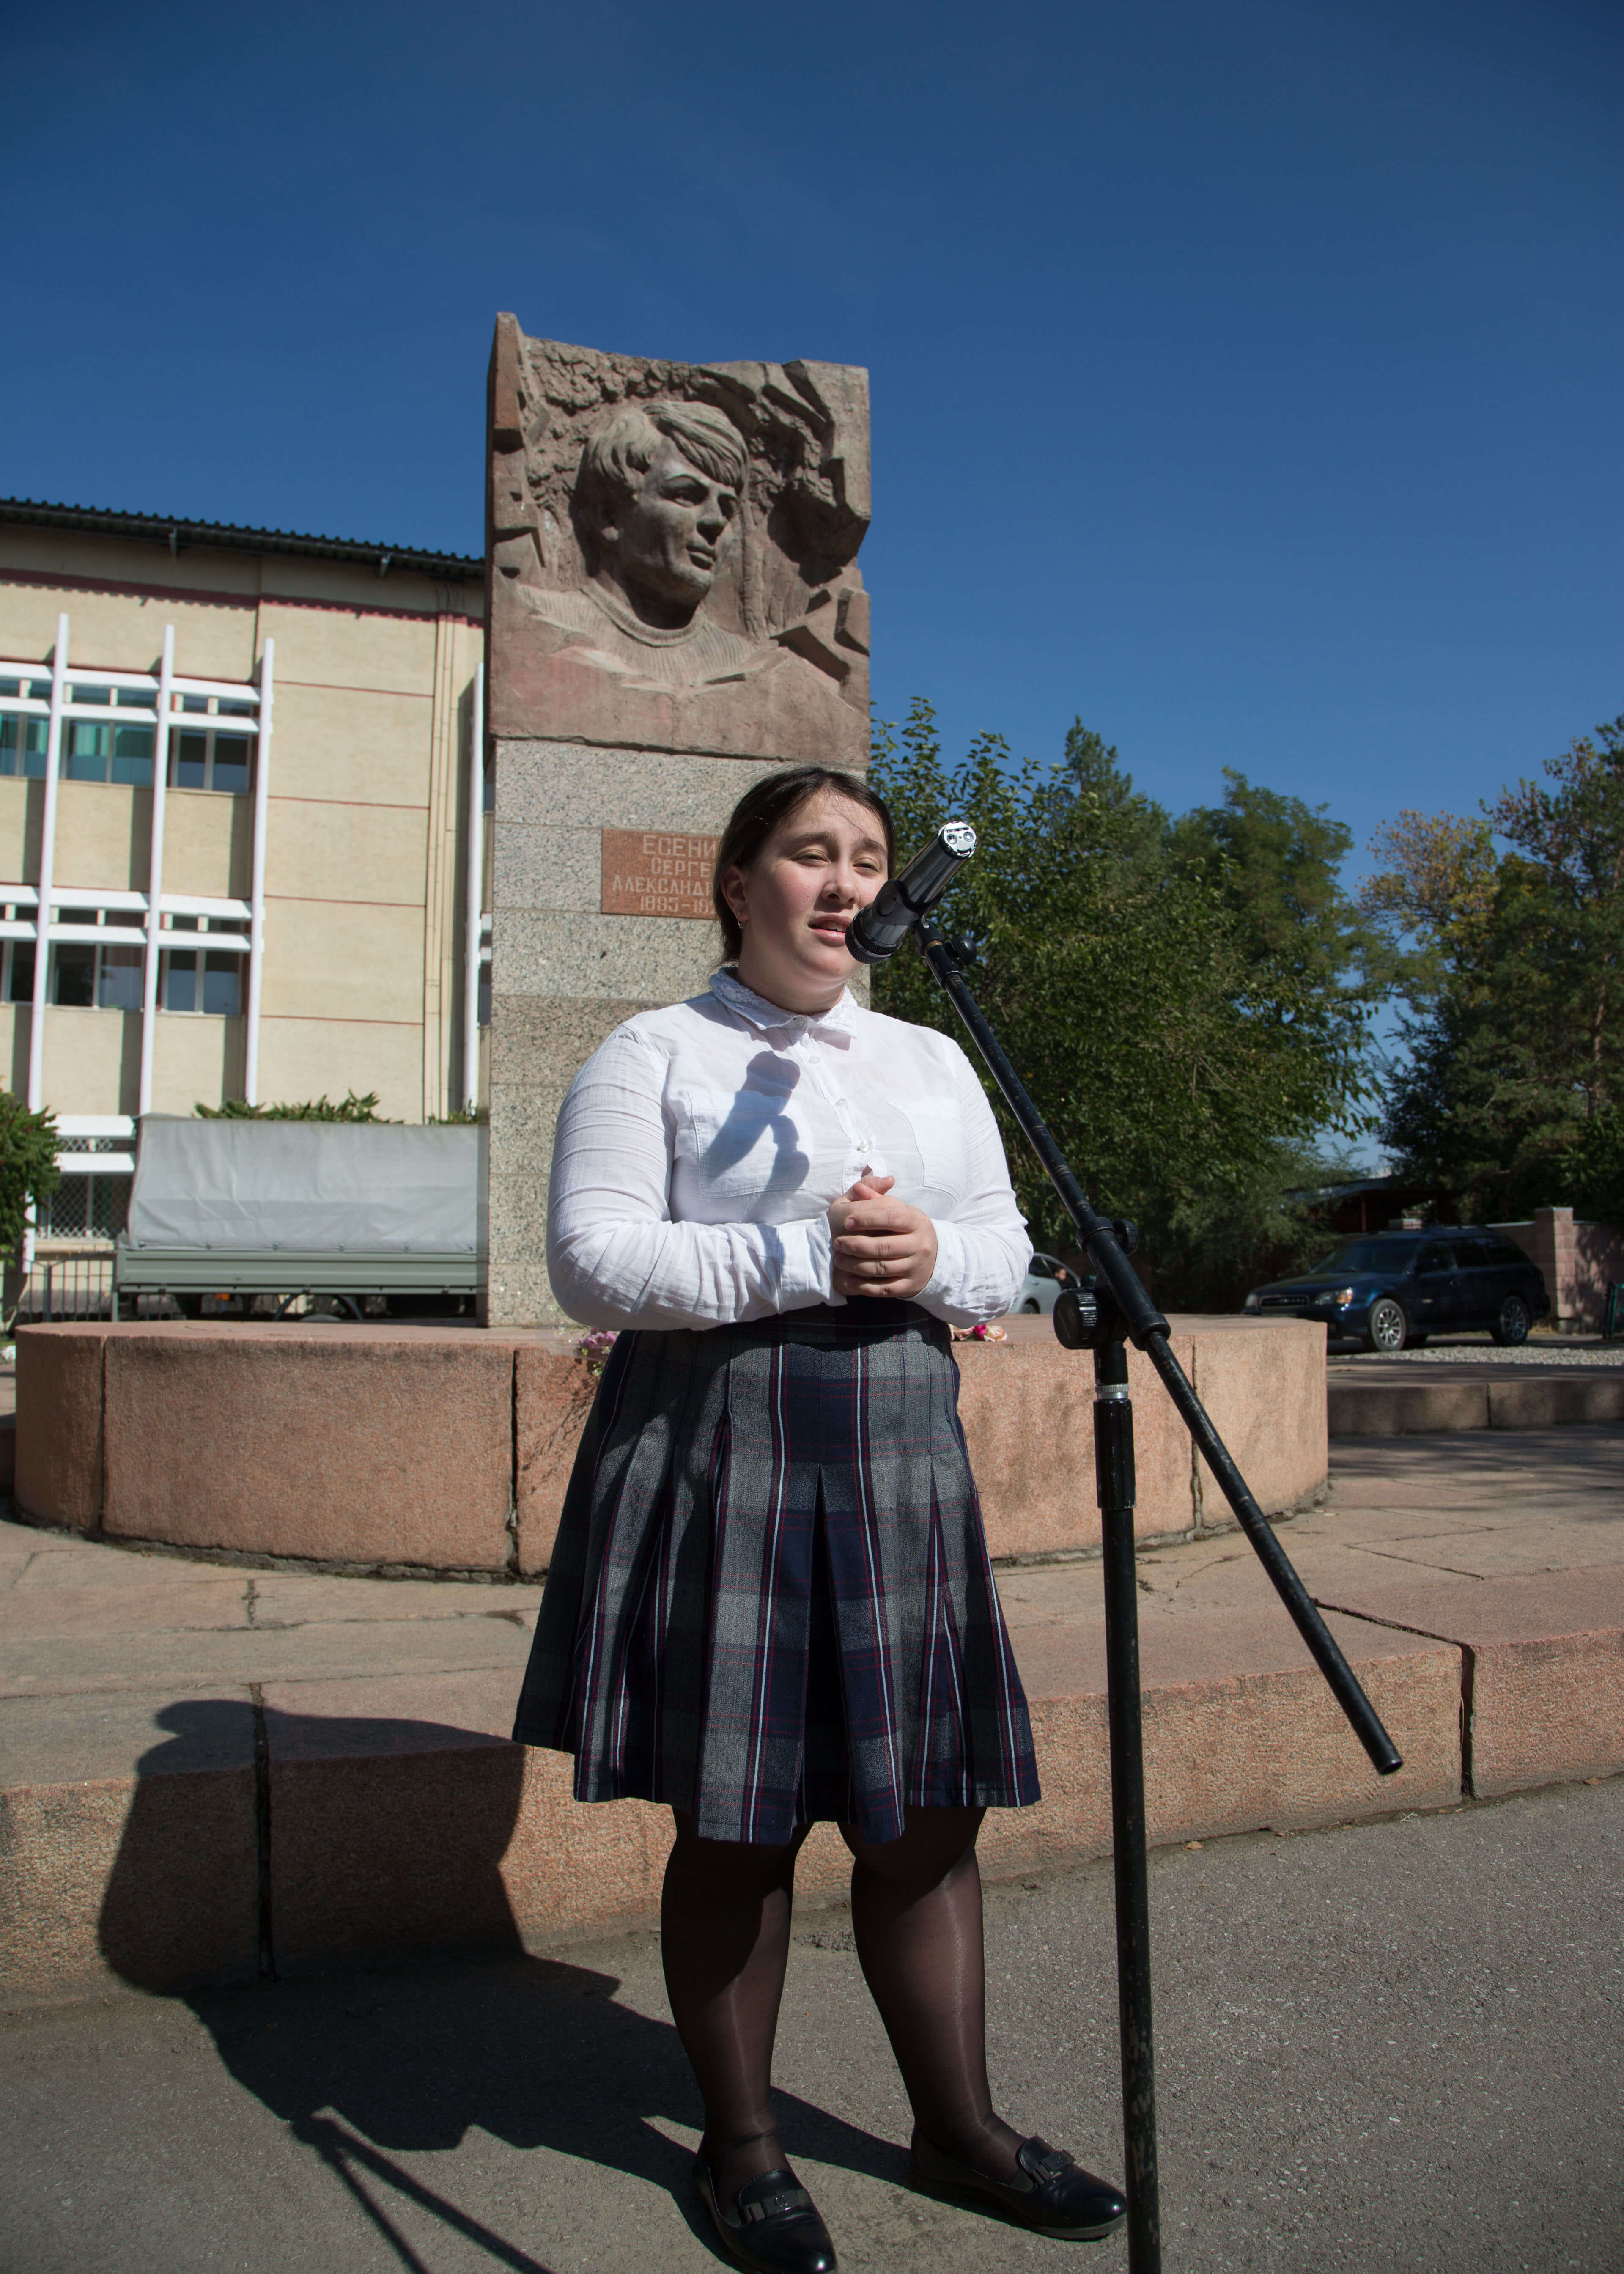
left=0, top=501, right=487, bottom=1251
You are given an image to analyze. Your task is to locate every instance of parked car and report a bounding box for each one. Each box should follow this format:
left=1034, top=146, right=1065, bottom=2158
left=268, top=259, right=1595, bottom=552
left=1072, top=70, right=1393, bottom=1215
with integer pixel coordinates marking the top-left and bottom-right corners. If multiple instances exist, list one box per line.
left=1243, top=1228, right=1550, bottom=1351
left=1012, top=1251, right=1077, bottom=1315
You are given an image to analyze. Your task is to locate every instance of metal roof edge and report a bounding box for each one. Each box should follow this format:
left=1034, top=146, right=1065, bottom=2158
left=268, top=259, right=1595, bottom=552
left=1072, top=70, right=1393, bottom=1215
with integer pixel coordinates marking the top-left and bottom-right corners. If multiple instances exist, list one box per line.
left=0, top=498, right=483, bottom=581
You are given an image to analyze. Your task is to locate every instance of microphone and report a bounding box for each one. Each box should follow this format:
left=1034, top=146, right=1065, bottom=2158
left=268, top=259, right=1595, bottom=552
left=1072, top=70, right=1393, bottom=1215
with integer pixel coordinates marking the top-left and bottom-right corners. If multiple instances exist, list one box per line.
left=846, top=821, right=976, bottom=964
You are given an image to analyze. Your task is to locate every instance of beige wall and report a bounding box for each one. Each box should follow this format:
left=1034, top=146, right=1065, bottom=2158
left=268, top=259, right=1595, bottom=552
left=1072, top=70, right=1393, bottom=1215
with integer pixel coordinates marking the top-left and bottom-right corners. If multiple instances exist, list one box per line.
left=148, top=1012, right=247, bottom=1119
left=0, top=523, right=485, bottom=1127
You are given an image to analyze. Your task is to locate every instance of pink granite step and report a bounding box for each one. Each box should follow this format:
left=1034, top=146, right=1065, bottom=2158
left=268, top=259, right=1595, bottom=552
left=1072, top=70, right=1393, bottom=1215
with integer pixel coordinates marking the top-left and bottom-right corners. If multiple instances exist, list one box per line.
left=6, top=1428, right=1621, bottom=2005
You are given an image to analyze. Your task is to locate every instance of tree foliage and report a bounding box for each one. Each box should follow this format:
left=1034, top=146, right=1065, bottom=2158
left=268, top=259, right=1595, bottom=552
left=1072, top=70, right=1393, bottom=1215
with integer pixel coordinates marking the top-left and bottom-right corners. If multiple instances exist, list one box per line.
left=1366, top=716, right=1624, bottom=1219
left=869, top=703, right=1377, bottom=1298
left=0, top=1091, right=60, bottom=1263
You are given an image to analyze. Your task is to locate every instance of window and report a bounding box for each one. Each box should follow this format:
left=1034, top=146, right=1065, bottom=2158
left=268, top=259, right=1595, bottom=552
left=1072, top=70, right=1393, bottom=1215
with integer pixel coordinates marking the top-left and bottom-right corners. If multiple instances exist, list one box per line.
left=63, top=719, right=155, bottom=787
left=48, top=911, right=147, bottom=1010
left=1, top=671, right=257, bottom=791
left=0, top=710, right=48, bottom=777
left=1314, top=1239, right=1422, bottom=1274
left=160, top=945, right=241, bottom=1016
left=0, top=674, right=53, bottom=777
left=171, top=696, right=253, bottom=795
left=477, top=970, right=491, bottom=1028
left=1, top=939, right=34, bottom=1002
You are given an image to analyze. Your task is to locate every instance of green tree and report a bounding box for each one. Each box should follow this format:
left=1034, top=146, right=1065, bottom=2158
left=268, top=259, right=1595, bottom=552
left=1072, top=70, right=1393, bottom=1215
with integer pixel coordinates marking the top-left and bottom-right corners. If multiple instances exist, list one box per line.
left=0, top=1092, right=60, bottom=1263
left=1173, top=770, right=1393, bottom=1026
left=870, top=703, right=1373, bottom=1296
left=1366, top=717, right=1624, bottom=1218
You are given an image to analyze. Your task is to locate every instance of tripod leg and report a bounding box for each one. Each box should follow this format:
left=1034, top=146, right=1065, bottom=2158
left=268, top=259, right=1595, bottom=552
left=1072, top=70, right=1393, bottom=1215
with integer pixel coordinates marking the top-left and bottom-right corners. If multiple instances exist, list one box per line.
left=1095, top=1339, right=1162, bottom=2272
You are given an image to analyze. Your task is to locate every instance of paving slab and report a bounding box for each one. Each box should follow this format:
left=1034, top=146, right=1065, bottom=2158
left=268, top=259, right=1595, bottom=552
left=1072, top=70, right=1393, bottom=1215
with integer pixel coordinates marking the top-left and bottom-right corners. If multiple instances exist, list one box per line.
left=0, top=1604, right=539, bottom=1701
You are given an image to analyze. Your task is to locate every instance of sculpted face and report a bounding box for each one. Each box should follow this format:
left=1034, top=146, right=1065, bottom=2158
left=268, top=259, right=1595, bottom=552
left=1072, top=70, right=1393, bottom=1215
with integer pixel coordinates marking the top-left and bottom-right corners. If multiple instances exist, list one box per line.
left=597, top=439, right=740, bottom=628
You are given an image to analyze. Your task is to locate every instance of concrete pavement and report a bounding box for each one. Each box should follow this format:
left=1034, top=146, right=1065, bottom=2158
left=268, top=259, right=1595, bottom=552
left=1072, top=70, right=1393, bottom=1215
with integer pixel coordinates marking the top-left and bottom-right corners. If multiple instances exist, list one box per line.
left=1, top=1774, right=1619, bottom=2273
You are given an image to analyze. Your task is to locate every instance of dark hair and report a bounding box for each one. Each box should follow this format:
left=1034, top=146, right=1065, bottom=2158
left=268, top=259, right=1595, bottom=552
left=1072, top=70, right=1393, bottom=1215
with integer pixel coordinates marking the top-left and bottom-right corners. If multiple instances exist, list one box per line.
left=711, top=766, right=895, bottom=962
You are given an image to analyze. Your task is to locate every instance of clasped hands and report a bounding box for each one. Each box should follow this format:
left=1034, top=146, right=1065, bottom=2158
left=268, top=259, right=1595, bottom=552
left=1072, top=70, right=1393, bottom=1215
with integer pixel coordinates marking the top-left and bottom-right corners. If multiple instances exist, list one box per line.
left=827, top=1173, right=938, bottom=1301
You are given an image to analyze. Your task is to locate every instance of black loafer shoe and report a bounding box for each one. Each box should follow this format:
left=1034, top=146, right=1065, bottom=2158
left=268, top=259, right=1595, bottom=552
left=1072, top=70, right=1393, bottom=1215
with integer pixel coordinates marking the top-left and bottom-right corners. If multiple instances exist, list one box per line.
left=691, top=2156, right=838, bottom=2274
left=909, top=2131, right=1128, bottom=2240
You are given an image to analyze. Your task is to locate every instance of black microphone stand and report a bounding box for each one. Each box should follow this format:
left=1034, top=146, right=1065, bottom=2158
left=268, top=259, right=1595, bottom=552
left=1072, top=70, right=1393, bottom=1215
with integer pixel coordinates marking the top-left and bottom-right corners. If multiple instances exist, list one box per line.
left=914, top=920, right=1403, bottom=2274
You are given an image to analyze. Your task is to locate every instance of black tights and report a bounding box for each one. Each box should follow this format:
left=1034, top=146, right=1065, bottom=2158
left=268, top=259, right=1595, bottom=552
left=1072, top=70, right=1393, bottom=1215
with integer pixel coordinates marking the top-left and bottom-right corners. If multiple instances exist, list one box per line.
left=660, top=1805, right=1025, bottom=2208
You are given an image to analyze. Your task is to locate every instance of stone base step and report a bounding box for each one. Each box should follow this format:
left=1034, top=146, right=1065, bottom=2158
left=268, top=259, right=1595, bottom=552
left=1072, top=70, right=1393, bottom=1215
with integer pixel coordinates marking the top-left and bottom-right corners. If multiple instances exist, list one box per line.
left=1329, top=1365, right=1624, bottom=1436
left=6, top=1566, right=1622, bottom=2008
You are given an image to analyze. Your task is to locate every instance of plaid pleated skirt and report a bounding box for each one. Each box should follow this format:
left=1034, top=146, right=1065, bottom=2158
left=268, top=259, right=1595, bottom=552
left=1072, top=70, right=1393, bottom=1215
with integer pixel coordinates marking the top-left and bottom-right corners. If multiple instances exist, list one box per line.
left=511, top=1302, right=1041, bottom=1846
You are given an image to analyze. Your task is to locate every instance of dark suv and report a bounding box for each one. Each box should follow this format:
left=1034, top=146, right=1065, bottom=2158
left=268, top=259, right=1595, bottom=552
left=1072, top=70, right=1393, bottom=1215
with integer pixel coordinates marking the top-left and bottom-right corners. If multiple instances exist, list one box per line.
left=1243, top=1228, right=1550, bottom=1352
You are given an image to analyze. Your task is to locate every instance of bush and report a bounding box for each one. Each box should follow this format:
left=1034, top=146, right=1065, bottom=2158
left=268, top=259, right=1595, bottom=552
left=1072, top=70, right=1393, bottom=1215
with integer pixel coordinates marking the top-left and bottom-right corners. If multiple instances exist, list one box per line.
left=0, top=1092, right=60, bottom=1261
left=195, top=1091, right=391, bottom=1122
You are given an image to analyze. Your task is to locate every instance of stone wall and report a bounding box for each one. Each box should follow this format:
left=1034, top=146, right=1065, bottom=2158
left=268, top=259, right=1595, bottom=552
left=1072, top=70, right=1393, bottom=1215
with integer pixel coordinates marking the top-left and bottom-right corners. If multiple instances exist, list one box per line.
left=1492, top=1206, right=1624, bottom=1330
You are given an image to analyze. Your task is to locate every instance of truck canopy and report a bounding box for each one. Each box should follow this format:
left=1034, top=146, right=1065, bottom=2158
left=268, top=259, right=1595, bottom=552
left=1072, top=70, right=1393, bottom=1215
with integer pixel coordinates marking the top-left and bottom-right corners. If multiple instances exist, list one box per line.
left=124, top=1116, right=479, bottom=1254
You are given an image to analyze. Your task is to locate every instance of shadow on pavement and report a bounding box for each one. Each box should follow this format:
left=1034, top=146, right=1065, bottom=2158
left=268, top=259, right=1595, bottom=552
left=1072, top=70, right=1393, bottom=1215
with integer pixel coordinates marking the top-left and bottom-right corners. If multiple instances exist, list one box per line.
left=95, top=1700, right=899, bottom=2271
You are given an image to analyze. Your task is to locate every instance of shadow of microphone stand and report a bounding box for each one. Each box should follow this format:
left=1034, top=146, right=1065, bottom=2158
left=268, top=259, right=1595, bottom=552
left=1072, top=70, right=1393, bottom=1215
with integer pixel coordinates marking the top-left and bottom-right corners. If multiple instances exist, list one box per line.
left=857, top=862, right=1404, bottom=2274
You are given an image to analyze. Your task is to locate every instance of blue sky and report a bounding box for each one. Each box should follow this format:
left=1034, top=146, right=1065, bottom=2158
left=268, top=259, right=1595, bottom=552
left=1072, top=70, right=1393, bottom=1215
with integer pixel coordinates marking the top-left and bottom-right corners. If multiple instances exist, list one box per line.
left=4, top=0, right=1619, bottom=873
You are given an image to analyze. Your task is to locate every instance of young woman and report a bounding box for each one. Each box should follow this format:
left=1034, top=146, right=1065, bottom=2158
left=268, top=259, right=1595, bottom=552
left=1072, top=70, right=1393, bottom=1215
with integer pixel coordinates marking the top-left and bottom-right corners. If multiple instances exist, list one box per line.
left=513, top=765, right=1126, bottom=2272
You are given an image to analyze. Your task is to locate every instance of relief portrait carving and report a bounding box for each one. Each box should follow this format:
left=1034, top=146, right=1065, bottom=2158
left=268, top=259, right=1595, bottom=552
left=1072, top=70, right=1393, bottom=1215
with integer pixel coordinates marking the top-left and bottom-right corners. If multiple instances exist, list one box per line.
left=486, top=320, right=871, bottom=766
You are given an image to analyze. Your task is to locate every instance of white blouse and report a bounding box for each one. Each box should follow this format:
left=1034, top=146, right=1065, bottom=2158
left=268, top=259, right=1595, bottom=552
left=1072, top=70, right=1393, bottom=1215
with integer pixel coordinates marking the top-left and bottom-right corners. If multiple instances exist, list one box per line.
left=546, top=968, right=1033, bottom=1332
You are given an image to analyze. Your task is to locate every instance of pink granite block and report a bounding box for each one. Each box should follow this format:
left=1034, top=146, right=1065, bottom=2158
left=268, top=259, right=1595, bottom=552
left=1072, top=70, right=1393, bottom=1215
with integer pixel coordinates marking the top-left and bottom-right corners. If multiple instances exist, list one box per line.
left=1315, top=1565, right=1624, bottom=1797
left=0, top=1690, right=257, bottom=2004
left=954, top=1330, right=1198, bottom=1557
left=513, top=1341, right=598, bottom=1575
left=1189, top=1318, right=1327, bottom=1517
left=14, top=1324, right=106, bottom=1531
left=1488, top=1375, right=1624, bottom=1430
left=102, top=1326, right=516, bottom=1571
left=261, top=1670, right=675, bottom=1958
left=263, top=1672, right=527, bottom=1962
left=988, top=1607, right=1461, bottom=1880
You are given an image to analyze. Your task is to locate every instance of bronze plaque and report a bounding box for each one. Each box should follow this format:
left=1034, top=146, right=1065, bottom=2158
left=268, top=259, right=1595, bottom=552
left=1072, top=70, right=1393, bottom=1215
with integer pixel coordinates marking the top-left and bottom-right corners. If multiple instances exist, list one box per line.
left=601, top=828, right=721, bottom=920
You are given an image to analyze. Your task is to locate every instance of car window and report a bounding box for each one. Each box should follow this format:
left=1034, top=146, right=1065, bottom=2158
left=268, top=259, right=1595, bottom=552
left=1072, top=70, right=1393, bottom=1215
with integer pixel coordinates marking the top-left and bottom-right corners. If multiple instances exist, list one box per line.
left=1314, top=1239, right=1423, bottom=1272
left=1452, top=1241, right=1495, bottom=1271
left=1027, top=1257, right=1055, bottom=1279
left=1487, top=1236, right=1529, bottom=1265
left=1417, top=1241, right=1454, bottom=1273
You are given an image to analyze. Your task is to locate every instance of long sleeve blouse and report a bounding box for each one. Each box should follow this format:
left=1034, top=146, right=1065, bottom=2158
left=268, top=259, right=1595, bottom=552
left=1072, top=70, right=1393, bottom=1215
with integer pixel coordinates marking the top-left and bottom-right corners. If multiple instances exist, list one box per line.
left=546, top=968, right=1032, bottom=1332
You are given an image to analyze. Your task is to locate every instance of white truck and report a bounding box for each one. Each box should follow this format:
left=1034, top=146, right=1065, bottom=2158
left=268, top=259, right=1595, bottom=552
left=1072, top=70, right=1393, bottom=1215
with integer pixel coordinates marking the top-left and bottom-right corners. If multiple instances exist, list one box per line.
left=112, top=1115, right=482, bottom=1320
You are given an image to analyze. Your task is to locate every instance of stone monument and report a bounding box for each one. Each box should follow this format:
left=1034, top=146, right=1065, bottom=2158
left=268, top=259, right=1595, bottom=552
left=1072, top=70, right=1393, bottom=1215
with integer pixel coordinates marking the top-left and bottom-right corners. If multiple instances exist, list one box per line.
left=482, top=318, right=873, bottom=1323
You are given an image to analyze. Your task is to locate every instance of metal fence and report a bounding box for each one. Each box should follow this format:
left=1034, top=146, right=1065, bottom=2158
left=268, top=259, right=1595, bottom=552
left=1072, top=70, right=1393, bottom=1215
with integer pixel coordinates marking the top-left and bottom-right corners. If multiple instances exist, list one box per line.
left=10, top=1250, right=116, bottom=1322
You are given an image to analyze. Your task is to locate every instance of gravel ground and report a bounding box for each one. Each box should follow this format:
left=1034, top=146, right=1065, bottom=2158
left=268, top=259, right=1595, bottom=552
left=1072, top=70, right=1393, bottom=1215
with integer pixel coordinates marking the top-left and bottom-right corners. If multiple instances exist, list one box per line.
left=1333, top=1337, right=1624, bottom=1367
